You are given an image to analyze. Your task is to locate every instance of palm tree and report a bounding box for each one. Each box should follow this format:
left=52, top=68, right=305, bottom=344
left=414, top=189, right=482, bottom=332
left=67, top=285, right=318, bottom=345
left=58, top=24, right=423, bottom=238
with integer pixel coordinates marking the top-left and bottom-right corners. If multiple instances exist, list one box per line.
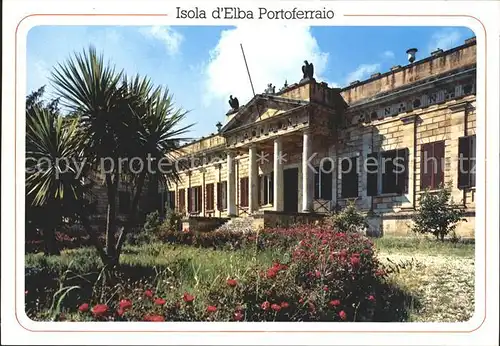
left=49, top=46, right=192, bottom=265
left=114, top=78, right=193, bottom=256
left=49, top=46, right=136, bottom=264
left=25, top=107, right=89, bottom=255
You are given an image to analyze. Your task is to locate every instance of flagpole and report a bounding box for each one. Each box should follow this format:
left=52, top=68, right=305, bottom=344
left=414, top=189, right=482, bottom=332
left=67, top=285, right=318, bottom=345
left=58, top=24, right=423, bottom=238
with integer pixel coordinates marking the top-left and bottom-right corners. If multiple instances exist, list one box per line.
left=240, top=44, right=256, bottom=97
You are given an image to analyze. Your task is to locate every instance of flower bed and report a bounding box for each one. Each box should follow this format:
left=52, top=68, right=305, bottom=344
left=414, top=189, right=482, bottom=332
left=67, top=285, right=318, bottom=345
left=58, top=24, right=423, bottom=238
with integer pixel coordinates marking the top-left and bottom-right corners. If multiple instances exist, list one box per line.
left=31, top=226, right=394, bottom=322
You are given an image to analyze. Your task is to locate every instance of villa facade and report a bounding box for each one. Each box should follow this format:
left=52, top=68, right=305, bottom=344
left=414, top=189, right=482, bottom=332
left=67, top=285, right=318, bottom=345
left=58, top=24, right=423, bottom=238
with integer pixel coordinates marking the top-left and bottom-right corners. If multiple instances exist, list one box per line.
left=115, top=37, right=478, bottom=237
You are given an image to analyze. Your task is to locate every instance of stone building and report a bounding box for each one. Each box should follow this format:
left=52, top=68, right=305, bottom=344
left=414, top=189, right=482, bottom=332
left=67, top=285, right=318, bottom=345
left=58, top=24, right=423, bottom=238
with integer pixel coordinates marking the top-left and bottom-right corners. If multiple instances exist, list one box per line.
left=115, top=37, right=477, bottom=237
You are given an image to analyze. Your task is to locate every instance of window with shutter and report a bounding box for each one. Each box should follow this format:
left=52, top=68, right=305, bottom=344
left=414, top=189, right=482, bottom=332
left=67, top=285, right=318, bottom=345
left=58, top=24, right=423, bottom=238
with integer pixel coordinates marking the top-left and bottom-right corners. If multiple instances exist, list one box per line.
left=458, top=135, right=476, bottom=188
left=314, top=161, right=333, bottom=200
left=341, top=157, right=358, bottom=198
left=420, top=141, right=445, bottom=190
left=178, top=189, right=185, bottom=213
left=205, top=183, right=215, bottom=211
left=240, top=177, right=249, bottom=207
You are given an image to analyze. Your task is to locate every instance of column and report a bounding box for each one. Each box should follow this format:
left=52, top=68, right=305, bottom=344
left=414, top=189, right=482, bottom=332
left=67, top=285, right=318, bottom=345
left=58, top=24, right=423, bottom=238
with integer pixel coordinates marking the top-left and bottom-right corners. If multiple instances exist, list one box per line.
left=302, top=129, right=313, bottom=212
left=273, top=138, right=284, bottom=211
left=226, top=152, right=236, bottom=216
left=248, top=145, right=258, bottom=213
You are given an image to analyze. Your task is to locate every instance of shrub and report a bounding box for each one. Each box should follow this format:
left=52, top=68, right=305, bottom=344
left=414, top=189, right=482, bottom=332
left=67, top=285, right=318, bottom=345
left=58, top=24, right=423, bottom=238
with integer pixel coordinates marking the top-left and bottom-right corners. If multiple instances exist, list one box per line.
left=163, top=207, right=182, bottom=232
left=325, top=201, right=368, bottom=233
left=412, top=185, right=466, bottom=241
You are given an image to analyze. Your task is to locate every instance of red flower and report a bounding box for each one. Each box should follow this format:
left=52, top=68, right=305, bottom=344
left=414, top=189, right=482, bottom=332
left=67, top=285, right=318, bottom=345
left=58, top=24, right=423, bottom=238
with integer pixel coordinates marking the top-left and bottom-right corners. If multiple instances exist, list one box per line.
left=78, top=303, right=89, bottom=312
left=350, top=256, right=360, bottom=267
left=116, top=308, right=125, bottom=317
left=154, top=298, right=166, bottom=305
left=271, top=304, right=281, bottom=312
left=183, top=292, right=195, bottom=303
left=266, top=268, right=278, bottom=279
left=339, top=310, right=347, bottom=320
left=227, top=279, right=238, bottom=287
left=261, top=301, right=270, bottom=311
left=234, top=311, right=244, bottom=321
left=323, top=285, right=329, bottom=292
left=91, top=304, right=108, bottom=317
left=207, top=305, right=217, bottom=313
left=367, top=295, right=376, bottom=302
left=329, top=299, right=341, bottom=308
left=314, top=270, right=321, bottom=278
left=144, top=314, right=165, bottom=322
left=280, top=302, right=289, bottom=309
left=119, top=299, right=132, bottom=310
left=144, top=289, right=154, bottom=298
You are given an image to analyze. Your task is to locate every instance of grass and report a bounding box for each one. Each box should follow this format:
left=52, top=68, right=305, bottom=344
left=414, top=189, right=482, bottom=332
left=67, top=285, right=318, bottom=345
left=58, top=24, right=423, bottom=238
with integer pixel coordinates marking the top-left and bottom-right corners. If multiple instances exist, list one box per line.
left=374, top=236, right=475, bottom=322
left=26, top=235, right=475, bottom=322
left=373, top=235, right=475, bottom=258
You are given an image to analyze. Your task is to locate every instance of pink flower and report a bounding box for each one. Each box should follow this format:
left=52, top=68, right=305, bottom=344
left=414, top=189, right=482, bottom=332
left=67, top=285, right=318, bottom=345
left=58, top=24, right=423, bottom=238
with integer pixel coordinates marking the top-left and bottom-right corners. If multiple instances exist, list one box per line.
left=329, top=300, right=341, bottom=308
left=280, top=302, right=289, bottom=309
left=119, top=299, right=132, bottom=310
left=144, top=289, right=153, bottom=298
left=78, top=303, right=89, bottom=312
left=227, top=279, right=238, bottom=287
left=207, top=305, right=217, bottom=313
left=144, top=314, right=165, bottom=322
left=339, top=310, right=347, bottom=320
left=234, top=311, right=244, bottom=321
left=91, top=304, right=108, bottom=317
left=154, top=298, right=166, bottom=305
left=350, top=256, right=360, bottom=267
left=367, top=295, right=376, bottom=302
left=183, top=292, right=195, bottom=303
left=116, top=308, right=125, bottom=317
left=261, top=301, right=270, bottom=311
left=271, top=304, right=281, bottom=312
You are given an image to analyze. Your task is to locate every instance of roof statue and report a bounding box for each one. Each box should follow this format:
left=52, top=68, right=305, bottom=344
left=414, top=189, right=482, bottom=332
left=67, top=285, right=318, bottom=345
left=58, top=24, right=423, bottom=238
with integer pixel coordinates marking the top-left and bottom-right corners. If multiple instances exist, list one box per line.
left=264, top=83, right=276, bottom=94
left=228, top=95, right=239, bottom=111
left=301, top=60, right=314, bottom=81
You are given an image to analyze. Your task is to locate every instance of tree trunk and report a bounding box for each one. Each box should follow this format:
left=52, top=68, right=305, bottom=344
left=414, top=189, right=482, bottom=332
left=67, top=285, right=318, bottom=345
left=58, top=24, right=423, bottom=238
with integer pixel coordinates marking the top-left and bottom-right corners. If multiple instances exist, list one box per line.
left=105, top=172, right=119, bottom=262
left=115, top=170, right=147, bottom=258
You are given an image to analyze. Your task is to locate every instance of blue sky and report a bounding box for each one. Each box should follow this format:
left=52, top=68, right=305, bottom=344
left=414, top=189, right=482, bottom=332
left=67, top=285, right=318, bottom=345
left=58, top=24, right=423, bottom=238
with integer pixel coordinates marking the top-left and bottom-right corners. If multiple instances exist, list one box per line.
left=27, top=25, right=474, bottom=138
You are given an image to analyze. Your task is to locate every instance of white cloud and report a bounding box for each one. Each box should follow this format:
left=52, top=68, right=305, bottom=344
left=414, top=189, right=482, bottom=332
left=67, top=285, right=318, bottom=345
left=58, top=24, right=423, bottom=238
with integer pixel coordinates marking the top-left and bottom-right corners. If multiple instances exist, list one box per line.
left=345, top=63, right=380, bottom=84
left=382, top=50, right=395, bottom=59
left=428, top=28, right=462, bottom=53
left=202, top=24, right=329, bottom=109
left=140, top=26, right=184, bottom=55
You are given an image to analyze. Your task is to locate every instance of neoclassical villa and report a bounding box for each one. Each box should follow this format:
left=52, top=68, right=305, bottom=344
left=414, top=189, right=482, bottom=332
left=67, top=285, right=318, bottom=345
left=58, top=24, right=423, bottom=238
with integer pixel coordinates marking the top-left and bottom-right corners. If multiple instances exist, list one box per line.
left=116, top=37, right=477, bottom=237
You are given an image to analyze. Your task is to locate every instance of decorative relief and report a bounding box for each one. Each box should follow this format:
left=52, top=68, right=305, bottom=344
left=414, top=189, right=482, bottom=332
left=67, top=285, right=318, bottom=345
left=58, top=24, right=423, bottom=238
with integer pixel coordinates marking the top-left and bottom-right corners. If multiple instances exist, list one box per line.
left=226, top=112, right=308, bottom=147
left=357, top=80, right=475, bottom=124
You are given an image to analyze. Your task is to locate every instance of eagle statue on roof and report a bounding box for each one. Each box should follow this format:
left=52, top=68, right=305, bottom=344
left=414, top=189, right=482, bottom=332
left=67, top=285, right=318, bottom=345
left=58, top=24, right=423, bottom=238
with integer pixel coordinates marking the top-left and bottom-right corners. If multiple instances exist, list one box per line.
left=228, top=95, right=239, bottom=110
left=302, top=60, right=314, bottom=80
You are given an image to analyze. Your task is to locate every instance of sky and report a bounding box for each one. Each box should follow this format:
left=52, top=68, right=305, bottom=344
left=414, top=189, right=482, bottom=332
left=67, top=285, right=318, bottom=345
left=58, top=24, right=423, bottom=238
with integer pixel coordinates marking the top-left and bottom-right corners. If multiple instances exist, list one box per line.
left=26, top=25, right=475, bottom=138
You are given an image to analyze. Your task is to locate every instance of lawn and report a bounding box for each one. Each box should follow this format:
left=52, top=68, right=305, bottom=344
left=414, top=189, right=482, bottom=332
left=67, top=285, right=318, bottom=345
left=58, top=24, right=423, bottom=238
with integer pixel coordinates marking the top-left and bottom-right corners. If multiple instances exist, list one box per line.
left=25, top=230, right=475, bottom=323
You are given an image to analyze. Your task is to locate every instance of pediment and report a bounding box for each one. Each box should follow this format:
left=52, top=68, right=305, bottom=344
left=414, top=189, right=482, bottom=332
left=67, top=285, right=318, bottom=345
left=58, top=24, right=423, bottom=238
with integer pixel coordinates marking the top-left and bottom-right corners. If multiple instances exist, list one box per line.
left=221, top=95, right=308, bottom=133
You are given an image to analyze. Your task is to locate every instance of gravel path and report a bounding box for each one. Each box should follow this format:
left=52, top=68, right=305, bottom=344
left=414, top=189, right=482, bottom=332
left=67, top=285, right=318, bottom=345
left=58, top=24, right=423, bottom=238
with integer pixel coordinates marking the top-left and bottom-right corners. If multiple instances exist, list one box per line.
left=379, top=252, right=475, bottom=322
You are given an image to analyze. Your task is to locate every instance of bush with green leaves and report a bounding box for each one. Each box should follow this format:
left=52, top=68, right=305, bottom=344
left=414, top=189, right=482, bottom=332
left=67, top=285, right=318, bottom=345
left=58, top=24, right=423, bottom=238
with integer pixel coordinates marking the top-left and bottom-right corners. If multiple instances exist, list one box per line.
left=163, top=207, right=182, bottom=232
left=412, top=185, right=466, bottom=241
left=326, top=201, right=368, bottom=233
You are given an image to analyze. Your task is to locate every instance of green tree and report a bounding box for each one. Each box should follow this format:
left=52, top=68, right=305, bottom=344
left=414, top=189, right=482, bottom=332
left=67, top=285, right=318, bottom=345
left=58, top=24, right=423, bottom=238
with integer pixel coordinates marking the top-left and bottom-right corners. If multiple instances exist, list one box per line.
left=412, top=184, right=466, bottom=241
left=25, top=107, right=91, bottom=255
left=49, top=46, right=192, bottom=265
